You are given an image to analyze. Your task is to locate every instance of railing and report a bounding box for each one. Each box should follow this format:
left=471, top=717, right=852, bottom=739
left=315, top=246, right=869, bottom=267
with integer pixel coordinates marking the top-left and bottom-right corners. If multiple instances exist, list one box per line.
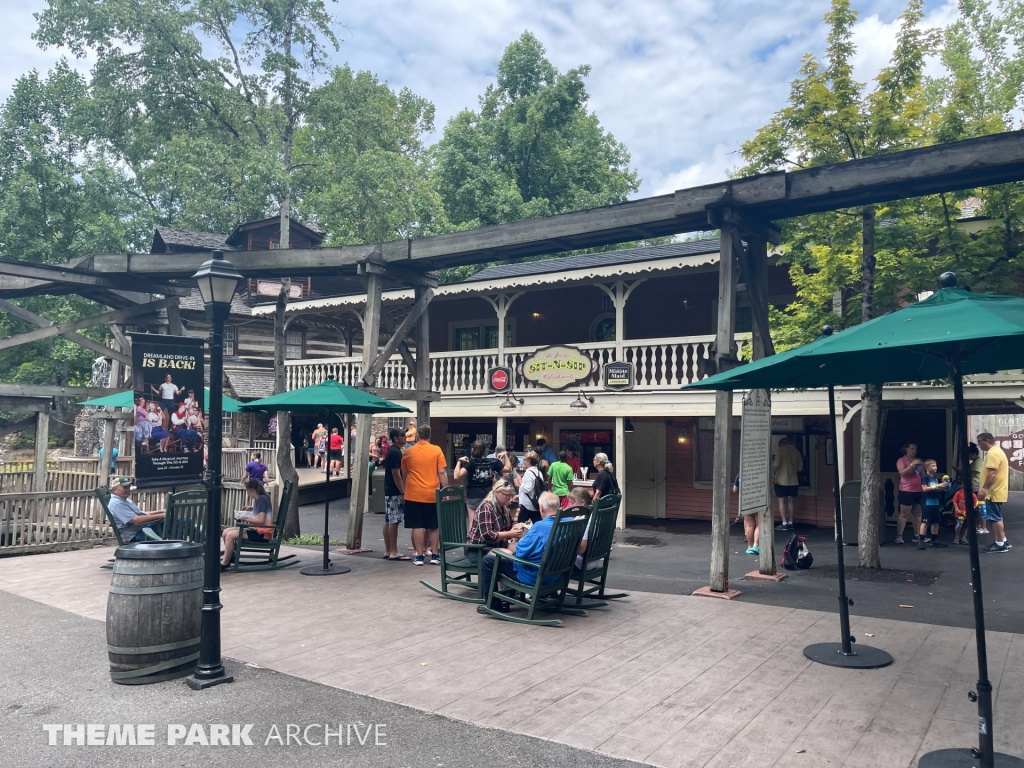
left=57, top=457, right=134, bottom=475
left=223, top=448, right=277, bottom=482
left=0, top=490, right=108, bottom=554
left=285, top=335, right=748, bottom=395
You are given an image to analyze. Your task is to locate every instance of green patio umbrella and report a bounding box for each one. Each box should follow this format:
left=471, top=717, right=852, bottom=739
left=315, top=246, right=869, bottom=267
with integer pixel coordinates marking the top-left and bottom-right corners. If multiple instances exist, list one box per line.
left=686, top=274, right=1024, bottom=768
left=79, top=388, right=244, bottom=412
left=243, top=376, right=410, bottom=577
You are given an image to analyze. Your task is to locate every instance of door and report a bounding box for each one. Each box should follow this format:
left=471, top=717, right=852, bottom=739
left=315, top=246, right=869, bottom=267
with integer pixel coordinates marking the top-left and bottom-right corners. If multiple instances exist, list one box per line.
left=625, top=423, right=666, bottom=518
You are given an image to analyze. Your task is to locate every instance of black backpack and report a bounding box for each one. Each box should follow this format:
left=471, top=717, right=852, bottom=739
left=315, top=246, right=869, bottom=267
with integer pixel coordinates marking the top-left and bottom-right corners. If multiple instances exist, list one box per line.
left=782, top=533, right=813, bottom=570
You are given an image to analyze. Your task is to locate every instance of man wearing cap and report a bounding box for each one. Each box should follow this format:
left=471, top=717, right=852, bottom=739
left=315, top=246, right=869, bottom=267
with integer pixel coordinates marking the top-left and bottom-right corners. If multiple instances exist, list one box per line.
left=108, top=477, right=166, bottom=542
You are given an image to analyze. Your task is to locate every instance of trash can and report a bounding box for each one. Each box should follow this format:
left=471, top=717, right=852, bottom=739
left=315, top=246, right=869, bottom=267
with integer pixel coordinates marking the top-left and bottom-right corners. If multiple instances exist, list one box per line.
left=106, top=541, right=203, bottom=685
left=840, top=480, right=886, bottom=545
left=369, top=465, right=385, bottom=514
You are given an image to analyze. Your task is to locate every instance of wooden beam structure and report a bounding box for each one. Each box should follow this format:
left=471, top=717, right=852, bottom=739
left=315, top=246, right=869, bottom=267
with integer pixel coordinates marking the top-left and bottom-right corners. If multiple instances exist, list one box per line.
left=0, top=384, right=122, bottom=399
left=77, top=130, right=1024, bottom=277
left=0, top=297, right=176, bottom=353
left=380, top=307, right=419, bottom=374
left=0, top=298, right=131, bottom=366
left=0, top=258, right=189, bottom=296
left=362, top=288, right=433, bottom=386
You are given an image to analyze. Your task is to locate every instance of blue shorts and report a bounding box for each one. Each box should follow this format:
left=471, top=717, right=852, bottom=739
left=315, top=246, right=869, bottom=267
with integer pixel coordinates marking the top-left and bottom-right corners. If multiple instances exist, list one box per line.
left=983, top=501, right=1003, bottom=523
left=922, top=504, right=943, bottom=526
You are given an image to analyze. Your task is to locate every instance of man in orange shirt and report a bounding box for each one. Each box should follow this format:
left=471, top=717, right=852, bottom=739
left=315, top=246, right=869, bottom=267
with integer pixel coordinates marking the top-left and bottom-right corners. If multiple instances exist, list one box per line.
left=401, top=424, right=447, bottom=565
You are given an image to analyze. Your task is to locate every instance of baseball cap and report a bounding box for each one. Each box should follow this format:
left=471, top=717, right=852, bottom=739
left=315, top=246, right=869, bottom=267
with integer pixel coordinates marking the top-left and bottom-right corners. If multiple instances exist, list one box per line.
left=112, top=476, right=135, bottom=488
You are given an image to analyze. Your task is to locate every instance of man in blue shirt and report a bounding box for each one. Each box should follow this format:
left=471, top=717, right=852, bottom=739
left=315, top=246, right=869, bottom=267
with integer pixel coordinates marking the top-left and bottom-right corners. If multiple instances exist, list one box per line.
left=107, top=476, right=166, bottom=542
left=536, top=439, right=557, bottom=466
left=477, top=491, right=561, bottom=614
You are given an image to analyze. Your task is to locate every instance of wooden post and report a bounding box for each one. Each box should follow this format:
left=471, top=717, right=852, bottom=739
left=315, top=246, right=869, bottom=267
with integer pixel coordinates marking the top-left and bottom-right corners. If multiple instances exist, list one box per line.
left=745, top=236, right=777, bottom=576
left=99, top=355, right=122, bottom=490
left=496, top=418, right=506, bottom=452
left=33, top=409, right=49, bottom=492
left=615, top=416, right=627, bottom=529
left=347, top=270, right=383, bottom=551
left=414, top=284, right=431, bottom=430
left=341, top=414, right=351, bottom=480
left=709, top=223, right=739, bottom=593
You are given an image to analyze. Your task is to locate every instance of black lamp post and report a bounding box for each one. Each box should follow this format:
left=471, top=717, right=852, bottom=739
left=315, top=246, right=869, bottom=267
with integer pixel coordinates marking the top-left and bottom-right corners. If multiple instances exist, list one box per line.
left=187, top=249, right=241, bottom=691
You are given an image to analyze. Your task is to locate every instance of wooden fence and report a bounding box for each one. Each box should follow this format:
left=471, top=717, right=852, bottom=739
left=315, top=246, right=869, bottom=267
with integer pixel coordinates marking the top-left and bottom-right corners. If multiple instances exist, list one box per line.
left=0, top=476, right=277, bottom=555
left=223, top=448, right=277, bottom=482
left=56, top=457, right=134, bottom=476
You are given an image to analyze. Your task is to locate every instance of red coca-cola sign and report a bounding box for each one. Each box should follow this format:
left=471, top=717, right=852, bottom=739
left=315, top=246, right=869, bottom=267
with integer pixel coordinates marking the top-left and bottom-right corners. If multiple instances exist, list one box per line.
left=488, top=367, right=512, bottom=392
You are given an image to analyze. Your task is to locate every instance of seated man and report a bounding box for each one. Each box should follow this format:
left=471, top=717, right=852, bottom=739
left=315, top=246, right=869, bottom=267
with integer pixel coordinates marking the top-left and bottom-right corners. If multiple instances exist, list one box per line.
left=477, top=491, right=562, bottom=614
left=107, top=476, right=166, bottom=543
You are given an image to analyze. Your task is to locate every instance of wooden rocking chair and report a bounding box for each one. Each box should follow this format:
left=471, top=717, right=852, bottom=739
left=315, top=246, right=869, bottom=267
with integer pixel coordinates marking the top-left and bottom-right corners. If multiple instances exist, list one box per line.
left=420, top=486, right=485, bottom=603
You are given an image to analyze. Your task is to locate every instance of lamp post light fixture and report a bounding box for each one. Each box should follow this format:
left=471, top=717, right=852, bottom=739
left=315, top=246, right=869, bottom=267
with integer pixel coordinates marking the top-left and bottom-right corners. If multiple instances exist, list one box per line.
left=677, top=426, right=688, bottom=444
left=187, top=249, right=241, bottom=691
left=569, top=390, right=595, bottom=412
left=499, top=392, right=524, bottom=412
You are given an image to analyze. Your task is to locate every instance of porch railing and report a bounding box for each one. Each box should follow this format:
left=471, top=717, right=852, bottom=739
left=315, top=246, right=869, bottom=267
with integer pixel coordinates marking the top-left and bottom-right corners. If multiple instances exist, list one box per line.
left=285, top=335, right=749, bottom=395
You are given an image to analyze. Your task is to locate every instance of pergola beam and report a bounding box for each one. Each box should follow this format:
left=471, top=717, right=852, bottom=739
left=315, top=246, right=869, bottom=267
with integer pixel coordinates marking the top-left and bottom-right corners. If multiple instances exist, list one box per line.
left=0, top=297, right=177, bottom=353
left=0, top=298, right=132, bottom=366
left=0, top=384, right=122, bottom=399
left=75, top=130, right=1024, bottom=279
left=0, top=258, right=189, bottom=296
left=362, top=287, right=433, bottom=386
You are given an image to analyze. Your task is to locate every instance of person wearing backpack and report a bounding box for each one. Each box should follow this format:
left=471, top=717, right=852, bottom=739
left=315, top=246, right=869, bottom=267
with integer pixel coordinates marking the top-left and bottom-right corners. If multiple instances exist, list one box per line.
left=517, top=451, right=545, bottom=523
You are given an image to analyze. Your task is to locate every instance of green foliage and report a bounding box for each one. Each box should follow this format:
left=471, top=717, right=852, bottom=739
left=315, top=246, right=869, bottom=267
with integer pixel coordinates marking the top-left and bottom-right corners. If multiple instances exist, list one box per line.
left=432, top=31, right=639, bottom=230
left=740, top=0, right=1022, bottom=349
left=296, top=66, right=447, bottom=244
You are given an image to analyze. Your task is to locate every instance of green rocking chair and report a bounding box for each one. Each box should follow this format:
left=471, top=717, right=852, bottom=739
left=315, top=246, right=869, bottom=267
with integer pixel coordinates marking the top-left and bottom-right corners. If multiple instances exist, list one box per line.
left=567, top=493, right=629, bottom=604
left=480, top=506, right=607, bottom=627
left=229, top=480, right=299, bottom=571
left=420, top=485, right=486, bottom=603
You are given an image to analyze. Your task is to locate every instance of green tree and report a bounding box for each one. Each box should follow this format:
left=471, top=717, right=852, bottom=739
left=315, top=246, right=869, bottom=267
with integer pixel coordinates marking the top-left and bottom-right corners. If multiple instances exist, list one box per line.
left=34, top=0, right=339, bottom=233
left=432, top=31, right=639, bottom=229
left=296, top=66, right=447, bottom=244
left=740, top=0, right=941, bottom=567
left=0, top=64, right=147, bottom=392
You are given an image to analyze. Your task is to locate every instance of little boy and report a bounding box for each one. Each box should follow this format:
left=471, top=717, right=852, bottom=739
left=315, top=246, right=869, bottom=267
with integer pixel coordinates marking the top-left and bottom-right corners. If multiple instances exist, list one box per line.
left=918, top=460, right=949, bottom=549
left=952, top=486, right=978, bottom=545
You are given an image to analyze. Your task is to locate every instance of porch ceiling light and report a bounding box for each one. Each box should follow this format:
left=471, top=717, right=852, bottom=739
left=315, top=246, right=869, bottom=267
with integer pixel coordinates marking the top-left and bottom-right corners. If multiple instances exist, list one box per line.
left=625, top=418, right=635, bottom=433
left=499, top=392, right=524, bottom=412
left=569, top=390, right=595, bottom=412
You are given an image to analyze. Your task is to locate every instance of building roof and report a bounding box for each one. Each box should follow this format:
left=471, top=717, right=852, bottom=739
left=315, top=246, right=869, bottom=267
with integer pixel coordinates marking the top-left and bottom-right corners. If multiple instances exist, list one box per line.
left=225, top=367, right=276, bottom=400
left=152, top=227, right=232, bottom=253
left=225, top=216, right=326, bottom=248
left=462, top=239, right=720, bottom=283
left=178, top=287, right=252, bottom=316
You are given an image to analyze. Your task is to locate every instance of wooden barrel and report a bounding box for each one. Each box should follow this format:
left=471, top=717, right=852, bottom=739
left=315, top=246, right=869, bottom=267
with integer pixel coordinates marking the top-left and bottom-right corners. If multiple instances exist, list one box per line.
left=106, top=541, right=204, bottom=685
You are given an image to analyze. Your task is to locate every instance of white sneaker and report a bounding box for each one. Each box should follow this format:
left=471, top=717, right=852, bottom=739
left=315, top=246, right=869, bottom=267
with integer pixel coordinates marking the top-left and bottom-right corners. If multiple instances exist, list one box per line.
left=895, top=536, right=905, bottom=545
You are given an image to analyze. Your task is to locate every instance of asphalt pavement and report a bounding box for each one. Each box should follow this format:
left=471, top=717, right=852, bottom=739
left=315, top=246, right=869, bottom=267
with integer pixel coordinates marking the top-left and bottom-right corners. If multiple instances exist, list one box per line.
left=0, top=589, right=643, bottom=768
left=302, top=491, right=1024, bottom=634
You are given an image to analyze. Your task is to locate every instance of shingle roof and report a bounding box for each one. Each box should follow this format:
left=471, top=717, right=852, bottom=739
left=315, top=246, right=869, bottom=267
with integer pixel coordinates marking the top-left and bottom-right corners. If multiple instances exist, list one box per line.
left=225, top=367, right=276, bottom=400
left=154, top=226, right=232, bottom=251
left=462, top=239, right=721, bottom=283
left=178, top=287, right=252, bottom=316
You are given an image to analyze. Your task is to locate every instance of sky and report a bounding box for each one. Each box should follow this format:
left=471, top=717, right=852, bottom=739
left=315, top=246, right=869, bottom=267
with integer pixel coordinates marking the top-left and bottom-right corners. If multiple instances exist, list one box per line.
left=1, top=0, right=959, bottom=197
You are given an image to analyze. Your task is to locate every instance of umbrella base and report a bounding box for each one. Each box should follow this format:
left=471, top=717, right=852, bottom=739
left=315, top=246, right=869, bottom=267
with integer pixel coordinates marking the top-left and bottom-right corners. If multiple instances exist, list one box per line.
left=301, top=562, right=351, bottom=576
left=919, top=748, right=1024, bottom=767
left=803, top=642, right=893, bottom=669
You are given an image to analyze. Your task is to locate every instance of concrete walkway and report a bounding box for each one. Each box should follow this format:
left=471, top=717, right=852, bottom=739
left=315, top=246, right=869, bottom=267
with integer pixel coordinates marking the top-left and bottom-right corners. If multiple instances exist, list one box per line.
left=0, top=545, right=1021, bottom=767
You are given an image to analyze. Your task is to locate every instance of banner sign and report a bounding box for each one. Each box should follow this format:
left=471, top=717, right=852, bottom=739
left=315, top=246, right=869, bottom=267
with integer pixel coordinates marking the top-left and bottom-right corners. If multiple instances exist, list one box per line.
left=739, top=389, right=772, bottom=517
left=131, top=334, right=206, bottom=489
left=993, top=434, right=1024, bottom=471
left=487, top=366, right=513, bottom=393
left=603, top=361, right=634, bottom=390
left=519, top=345, right=594, bottom=391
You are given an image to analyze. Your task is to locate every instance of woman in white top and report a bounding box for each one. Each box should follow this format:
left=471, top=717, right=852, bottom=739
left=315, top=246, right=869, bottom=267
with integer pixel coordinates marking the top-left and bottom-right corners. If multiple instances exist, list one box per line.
left=517, top=451, right=545, bottom=524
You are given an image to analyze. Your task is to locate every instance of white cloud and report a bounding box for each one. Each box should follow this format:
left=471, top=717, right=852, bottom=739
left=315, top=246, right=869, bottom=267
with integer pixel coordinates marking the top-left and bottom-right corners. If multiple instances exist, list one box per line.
left=2, top=0, right=961, bottom=197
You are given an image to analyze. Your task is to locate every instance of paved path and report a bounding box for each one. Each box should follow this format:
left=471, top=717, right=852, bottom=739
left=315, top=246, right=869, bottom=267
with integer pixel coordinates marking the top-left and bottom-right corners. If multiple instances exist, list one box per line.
left=0, top=545, right=1020, bottom=767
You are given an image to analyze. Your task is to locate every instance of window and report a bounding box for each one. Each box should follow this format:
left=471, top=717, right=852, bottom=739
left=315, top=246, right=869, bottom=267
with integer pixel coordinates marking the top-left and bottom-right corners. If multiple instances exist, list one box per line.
left=590, top=313, right=616, bottom=342
left=286, top=329, right=304, bottom=360
left=223, top=413, right=234, bottom=436
left=224, top=326, right=235, bottom=357
left=694, top=427, right=741, bottom=483
left=449, top=319, right=515, bottom=350
left=735, top=306, right=752, bottom=334
left=388, top=417, right=408, bottom=430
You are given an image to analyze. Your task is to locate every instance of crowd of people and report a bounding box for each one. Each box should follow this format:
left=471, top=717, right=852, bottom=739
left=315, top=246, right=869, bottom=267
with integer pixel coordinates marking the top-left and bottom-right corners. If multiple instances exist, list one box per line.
left=133, top=375, right=205, bottom=454
left=895, top=432, right=1011, bottom=553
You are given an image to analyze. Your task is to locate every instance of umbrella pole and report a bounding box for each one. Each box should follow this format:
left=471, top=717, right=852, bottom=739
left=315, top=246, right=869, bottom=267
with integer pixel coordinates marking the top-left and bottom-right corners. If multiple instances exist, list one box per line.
left=301, top=406, right=350, bottom=576
left=803, top=384, right=893, bottom=669
left=919, top=368, right=1020, bottom=768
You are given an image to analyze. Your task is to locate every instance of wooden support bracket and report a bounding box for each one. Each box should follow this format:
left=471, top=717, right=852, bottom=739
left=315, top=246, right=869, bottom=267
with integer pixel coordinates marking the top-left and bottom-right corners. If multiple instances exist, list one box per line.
left=708, top=207, right=782, bottom=246
left=0, top=298, right=132, bottom=366
left=362, top=287, right=433, bottom=386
